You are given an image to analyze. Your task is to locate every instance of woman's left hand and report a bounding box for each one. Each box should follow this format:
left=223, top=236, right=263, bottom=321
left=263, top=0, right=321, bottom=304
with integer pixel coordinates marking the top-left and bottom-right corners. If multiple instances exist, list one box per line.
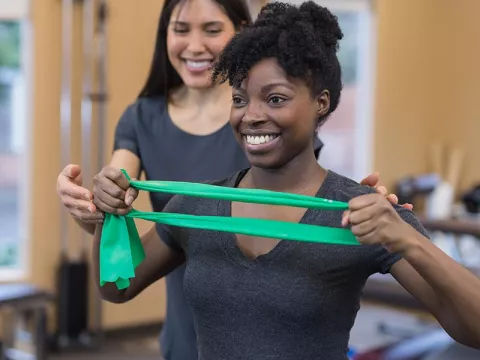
left=342, top=193, right=417, bottom=253
left=360, top=172, right=413, bottom=211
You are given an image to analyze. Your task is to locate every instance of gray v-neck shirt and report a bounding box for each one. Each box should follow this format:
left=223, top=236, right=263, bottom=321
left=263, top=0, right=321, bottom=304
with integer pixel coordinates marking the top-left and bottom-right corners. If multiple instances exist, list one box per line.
left=113, top=95, right=324, bottom=360
left=156, top=169, right=429, bottom=360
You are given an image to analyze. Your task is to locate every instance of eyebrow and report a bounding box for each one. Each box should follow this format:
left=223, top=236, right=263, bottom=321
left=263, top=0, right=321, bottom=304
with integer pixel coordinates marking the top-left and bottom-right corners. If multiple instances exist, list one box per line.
left=170, top=20, right=224, bottom=27
left=261, top=82, right=296, bottom=92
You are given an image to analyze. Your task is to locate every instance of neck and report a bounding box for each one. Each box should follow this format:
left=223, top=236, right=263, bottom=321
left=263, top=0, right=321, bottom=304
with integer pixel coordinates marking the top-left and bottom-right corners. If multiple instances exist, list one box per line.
left=246, top=150, right=327, bottom=194
left=172, top=82, right=232, bottom=109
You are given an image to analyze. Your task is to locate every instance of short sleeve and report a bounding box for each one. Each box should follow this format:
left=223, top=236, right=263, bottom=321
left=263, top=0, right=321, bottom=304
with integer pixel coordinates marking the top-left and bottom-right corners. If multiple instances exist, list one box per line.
left=373, top=205, right=431, bottom=274
left=113, top=103, right=140, bottom=156
left=155, top=194, right=187, bottom=254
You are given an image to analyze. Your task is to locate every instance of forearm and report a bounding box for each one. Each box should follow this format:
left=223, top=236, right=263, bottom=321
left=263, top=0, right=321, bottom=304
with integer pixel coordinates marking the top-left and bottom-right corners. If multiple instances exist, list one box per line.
left=75, top=217, right=96, bottom=235
left=92, top=223, right=184, bottom=304
left=402, top=233, right=480, bottom=347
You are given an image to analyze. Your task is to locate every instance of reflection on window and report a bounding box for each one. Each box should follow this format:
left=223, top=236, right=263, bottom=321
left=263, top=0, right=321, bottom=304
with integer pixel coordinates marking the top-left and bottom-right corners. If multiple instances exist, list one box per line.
left=0, top=20, right=24, bottom=269
left=317, top=2, right=374, bottom=181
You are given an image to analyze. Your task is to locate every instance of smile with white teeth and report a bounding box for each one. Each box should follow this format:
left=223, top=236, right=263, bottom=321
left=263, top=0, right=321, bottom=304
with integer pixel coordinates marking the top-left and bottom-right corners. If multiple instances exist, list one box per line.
left=185, top=60, right=212, bottom=69
left=245, top=134, right=279, bottom=145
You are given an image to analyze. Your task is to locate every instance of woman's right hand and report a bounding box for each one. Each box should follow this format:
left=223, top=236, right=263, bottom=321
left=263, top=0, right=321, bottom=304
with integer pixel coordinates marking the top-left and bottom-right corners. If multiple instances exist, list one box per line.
left=92, top=166, right=138, bottom=215
left=57, top=164, right=104, bottom=223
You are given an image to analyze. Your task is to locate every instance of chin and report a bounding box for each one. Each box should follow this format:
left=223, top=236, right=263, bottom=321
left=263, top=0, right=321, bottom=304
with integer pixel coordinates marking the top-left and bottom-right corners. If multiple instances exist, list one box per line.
left=246, top=154, right=286, bottom=170
left=183, top=79, right=214, bottom=89
left=180, top=70, right=214, bottom=89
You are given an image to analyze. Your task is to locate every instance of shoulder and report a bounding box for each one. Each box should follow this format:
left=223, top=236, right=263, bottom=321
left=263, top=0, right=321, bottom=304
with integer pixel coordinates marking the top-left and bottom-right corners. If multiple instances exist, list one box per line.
left=120, top=96, right=167, bottom=123
left=325, top=171, right=429, bottom=239
left=325, top=171, right=376, bottom=201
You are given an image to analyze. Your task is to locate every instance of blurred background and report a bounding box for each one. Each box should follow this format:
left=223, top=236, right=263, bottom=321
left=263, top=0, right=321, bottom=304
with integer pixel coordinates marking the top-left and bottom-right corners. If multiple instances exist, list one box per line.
left=1, top=0, right=480, bottom=359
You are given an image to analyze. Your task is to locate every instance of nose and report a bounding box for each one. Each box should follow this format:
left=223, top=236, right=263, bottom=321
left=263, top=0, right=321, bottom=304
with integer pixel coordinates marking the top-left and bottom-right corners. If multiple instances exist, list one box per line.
left=242, top=101, right=267, bottom=124
left=186, top=30, right=206, bottom=54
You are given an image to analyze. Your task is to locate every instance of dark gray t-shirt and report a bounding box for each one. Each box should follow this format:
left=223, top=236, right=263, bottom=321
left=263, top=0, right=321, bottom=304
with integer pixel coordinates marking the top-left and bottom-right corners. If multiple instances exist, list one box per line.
left=113, top=95, right=324, bottom=360
left=156, top=169, right=429, bottom=360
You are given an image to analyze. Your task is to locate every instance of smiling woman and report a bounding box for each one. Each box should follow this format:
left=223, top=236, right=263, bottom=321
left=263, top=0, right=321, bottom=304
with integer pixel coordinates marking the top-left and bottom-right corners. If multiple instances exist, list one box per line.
left=57, top=1, right=408, bottom=359
left=166, top=0, right=237, bottom=89
left=229, top=62, right=330, bottom=169
left=88, top=2, right=480, bottom=358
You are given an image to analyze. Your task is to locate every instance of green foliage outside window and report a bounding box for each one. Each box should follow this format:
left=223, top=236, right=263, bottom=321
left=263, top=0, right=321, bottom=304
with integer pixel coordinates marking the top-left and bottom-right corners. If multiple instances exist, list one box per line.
left=0, top=21, right=20, bottom=69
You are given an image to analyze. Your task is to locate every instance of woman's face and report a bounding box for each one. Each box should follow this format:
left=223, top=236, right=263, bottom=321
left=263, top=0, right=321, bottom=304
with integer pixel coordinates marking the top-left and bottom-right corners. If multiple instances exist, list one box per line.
left=167, top=0, right=237, bottom=89
left=230, top=58, right=330, bottom=169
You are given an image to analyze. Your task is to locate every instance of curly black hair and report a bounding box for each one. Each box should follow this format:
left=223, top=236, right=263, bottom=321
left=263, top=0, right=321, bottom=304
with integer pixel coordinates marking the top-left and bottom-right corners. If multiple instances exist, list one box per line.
left=212, top=1, right=344, bottom=125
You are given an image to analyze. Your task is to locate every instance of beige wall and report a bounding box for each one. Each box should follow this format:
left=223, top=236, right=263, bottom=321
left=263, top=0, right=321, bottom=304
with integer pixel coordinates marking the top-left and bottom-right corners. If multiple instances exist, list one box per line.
left=22, top=0, right=480, bottom=331
left=29, top=0, right=166, bottom=330
left=373, top=0, right=480, bottom=192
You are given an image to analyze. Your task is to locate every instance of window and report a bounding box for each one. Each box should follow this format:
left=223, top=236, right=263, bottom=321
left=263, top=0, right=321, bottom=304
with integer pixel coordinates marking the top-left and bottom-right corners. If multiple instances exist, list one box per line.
left=273, top=0, right=376, bottom=181
left=0, top=0, right=30, bottom=278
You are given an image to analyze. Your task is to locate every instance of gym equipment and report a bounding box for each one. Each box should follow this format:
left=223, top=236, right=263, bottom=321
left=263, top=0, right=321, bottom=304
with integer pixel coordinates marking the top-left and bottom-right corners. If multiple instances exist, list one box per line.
left=0, top=284, right=53, bottom=360
left=99, top=169, right=359, bottom=290
left=361, top=220, right=480, bottom=360
left=56, top=0, right=108, bottom=351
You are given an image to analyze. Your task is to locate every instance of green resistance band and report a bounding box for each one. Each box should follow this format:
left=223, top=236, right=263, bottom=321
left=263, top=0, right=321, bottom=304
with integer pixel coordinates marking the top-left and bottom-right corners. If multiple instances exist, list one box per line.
left=100, top=169, right=359, bottom=290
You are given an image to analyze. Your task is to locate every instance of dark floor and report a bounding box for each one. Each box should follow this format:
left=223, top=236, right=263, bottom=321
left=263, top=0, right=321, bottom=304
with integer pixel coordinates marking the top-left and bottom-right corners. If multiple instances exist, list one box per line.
left=49, top=325, right=162, bottom=360
left=47, top=303, right=480, bottom=360
left=47, top=304, right=423, bottom=360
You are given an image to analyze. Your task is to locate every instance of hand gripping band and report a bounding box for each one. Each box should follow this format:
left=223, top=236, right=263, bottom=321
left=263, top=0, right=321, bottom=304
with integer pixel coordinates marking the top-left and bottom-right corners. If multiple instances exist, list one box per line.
left=100, top=169, right=359, bottom=290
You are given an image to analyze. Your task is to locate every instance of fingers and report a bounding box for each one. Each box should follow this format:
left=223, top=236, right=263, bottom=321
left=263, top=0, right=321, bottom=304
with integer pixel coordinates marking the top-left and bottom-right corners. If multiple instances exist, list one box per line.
left=341, top=210, right=350, bottom=227
left=376, top=186, right=387, bottom=196
left=402, top=203, right=414, bottom=211
left=70, top=206, right=104, bottom=223
left=360, top=172, right=379, bottom=187
left=63, top=197, right=95, bottom=213
left=386, top=193, right=398, bottom=204
left=93, top=197, right=131, bottom=215
left=60, top=164, right=83, bottom=187
left=59, top=182, right=103, bottom=223
left=385, top=193, right=413, bottom=210
left=59, top=178, right=93, bottom=201
left=61, top=164, right=82, bottom=179
left=93, top=183, right=129, bottom=213
left=348, top=193, right=380, bottom=211
left=125, top=186, right=139, bottom=207
left=348, top=204, right=376, bottom=225
left=351, top=221, right=376, bottom=238
left=93, top=166, right=134, bottom=215
left=102, top=167, right=130, bottom=190
left=58, top=169, right=96, bottom=220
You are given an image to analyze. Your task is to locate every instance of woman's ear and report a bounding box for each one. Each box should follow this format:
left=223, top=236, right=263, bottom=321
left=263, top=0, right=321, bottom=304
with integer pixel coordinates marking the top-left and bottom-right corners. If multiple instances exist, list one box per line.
left=316, top=90, right=330, bottom=119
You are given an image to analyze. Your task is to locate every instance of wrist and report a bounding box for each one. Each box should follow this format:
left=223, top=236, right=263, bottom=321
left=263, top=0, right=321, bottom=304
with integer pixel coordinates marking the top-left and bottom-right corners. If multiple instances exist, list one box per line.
left=396, top=228, right=427, bottom=259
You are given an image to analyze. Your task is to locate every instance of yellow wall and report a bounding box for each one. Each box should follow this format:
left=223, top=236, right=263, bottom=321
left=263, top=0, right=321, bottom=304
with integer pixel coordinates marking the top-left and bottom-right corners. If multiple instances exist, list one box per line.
left=22, top=0, right=480, bottom=331
left=29, top=0, right=166, bottom=330
left=373, top=0, right=480, bottom=191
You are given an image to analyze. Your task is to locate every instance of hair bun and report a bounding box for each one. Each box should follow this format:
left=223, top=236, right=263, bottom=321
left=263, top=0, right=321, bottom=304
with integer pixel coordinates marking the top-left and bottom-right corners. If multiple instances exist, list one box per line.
left=299, top=1, right=343, bottom=49
left=256, top=1, right=343, bottom=51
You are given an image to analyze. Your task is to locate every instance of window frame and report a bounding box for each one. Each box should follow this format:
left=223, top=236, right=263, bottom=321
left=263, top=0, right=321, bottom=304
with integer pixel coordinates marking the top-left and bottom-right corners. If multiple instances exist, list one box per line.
left=0, top=0, right=33, bottom=281
left=0, top=0, right=29, bottom=20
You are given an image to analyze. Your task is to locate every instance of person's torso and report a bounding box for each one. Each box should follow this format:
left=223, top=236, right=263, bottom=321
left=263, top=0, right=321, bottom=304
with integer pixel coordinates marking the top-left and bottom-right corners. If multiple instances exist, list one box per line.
left=175, top=170, right=395, bottom=360
left=132, top=96, right=251, bottom=210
